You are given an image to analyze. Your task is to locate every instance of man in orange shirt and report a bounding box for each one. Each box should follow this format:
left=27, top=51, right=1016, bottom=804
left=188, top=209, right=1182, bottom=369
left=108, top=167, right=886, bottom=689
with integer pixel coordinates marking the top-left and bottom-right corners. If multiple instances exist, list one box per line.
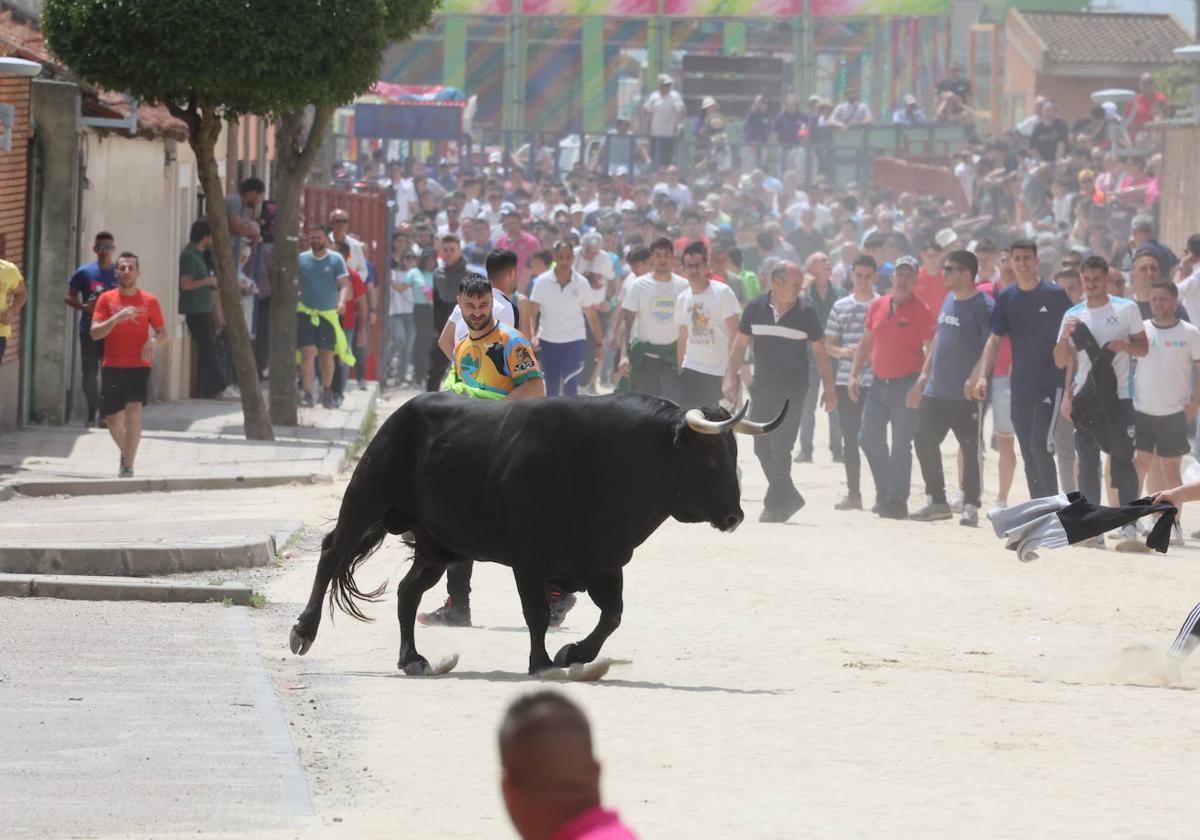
left=913, top=238, right=947, bottom=315
left=89, top=252, right=167, bottom=478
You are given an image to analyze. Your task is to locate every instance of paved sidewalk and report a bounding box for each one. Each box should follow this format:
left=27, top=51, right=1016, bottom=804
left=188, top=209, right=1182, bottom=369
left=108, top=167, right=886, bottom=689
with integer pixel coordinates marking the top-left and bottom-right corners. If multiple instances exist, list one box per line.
left=0, top=385, right=377, bottom=498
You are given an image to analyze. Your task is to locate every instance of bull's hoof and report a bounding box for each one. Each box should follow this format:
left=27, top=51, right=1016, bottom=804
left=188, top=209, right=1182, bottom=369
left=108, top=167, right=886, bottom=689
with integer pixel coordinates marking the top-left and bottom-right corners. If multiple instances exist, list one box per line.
left=289, top=626, right=313, bottom=656
left=553, top=643, right=578, bottom=667
left=401, top=656, right=432, bottom=676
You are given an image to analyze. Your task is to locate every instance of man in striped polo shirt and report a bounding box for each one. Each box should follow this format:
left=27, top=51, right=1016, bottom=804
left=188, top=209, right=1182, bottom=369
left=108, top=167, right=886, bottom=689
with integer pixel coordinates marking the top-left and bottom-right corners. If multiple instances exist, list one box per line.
left=724, top=261, right=837, bottom=523
left=825, top=254, right=879, bottom=510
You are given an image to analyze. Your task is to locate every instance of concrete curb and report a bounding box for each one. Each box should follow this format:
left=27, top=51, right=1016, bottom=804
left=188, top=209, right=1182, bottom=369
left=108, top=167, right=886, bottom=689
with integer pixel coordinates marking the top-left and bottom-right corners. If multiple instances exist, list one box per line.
left=0, top=537, right=276, bottom=577
left=6, top=473, right=327, bottom=499
left=0, top=573, right=253, bottom=605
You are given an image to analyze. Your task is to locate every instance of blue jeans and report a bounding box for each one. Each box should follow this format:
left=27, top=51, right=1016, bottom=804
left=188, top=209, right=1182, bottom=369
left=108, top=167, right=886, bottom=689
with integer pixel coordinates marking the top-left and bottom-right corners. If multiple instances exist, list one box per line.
left=859, top=373, right=920, bottom=509
left=799, top=356, right=841, bottom=457
left=539, top=339, right=588, bottom=396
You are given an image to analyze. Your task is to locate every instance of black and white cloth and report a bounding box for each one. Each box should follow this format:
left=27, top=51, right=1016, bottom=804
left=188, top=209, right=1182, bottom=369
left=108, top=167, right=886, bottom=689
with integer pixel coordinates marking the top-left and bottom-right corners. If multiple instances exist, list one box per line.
left=989, top=491, right=1178, bottom=561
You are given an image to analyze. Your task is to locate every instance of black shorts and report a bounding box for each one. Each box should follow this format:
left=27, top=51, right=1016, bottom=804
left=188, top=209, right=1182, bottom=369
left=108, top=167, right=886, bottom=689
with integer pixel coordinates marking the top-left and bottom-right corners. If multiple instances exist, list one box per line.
left=1134, top=410, right=1189, bottom=458
left=296, top=312, right=336, bottom=351
left=100, top=366, right=151, bottom=417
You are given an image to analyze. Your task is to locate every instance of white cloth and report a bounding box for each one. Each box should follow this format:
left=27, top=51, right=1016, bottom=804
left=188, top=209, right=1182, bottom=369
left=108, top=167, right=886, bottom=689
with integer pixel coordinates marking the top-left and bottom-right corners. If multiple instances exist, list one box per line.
left=652, top=182, right=693, bottom=210
left=392, top=179, right=417, bottom=226
left=1177, top=270, right=1200, bottom=323
left=529, top=270, right=599, bottom=343
left=989, top=494, right=1073, bottom=562
left=1134, top=319, right=1200, bottom=415
left=675, top=282, right=741, bottom=376
left=574, top=249, right=615, bottom=286
left=448, top=288, right=516, bottom=342
left=621, top=273, right=689, bottom=345
left=642, top=89, right=685, bottom=138
left=340, top=234, right=369, bottom=279
left=1060, top=296, right=1144, bottom=399
left=831, top=100, right=872, bottom=126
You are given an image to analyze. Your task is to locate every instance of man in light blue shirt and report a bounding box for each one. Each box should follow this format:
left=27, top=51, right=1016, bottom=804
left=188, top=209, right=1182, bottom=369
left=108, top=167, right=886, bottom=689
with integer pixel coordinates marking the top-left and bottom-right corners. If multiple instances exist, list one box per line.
left=297, top=225, right=350, bottom=408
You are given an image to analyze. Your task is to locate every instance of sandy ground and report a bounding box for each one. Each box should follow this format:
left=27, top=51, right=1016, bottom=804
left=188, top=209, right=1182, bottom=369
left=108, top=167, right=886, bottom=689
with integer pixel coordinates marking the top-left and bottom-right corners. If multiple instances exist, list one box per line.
left=25, top=391, right=1200, bottom=839
left=225, top=394, right=1200, bottom=840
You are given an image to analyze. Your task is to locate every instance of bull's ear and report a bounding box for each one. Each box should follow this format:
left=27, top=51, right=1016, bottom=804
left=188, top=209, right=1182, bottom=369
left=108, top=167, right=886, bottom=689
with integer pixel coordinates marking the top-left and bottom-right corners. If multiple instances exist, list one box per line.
left=672, top=421, right=690, bottom=449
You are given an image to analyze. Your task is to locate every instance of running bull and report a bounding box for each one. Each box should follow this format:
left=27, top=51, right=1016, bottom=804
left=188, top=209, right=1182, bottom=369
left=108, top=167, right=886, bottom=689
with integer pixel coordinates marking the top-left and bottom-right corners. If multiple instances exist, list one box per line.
left=289, top=391, right=785, bottom=675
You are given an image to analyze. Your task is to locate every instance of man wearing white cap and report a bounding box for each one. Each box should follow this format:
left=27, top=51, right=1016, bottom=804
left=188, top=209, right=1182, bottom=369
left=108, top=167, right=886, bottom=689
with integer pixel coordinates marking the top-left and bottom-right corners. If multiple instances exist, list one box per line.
left=642, top=74, right=685, bottom=168
left=891, top=95, right=927, bottom=126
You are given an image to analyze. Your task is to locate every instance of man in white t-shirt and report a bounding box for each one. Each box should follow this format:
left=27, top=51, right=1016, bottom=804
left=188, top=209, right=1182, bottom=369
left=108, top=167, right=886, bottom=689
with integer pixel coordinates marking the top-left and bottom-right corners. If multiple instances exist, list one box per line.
left=617, top=237, right=688, bottom=400
left=1133, top=279, right=1200, bottom=514
left=675, top=242, right=740, bottom=409
left=642, top=75, right=685, bottom=168
left=437, top=250, right=520, bottom=361
left=1055, top=255, right=1148, bottom=548
left=528, top=241, right=604, bottom=396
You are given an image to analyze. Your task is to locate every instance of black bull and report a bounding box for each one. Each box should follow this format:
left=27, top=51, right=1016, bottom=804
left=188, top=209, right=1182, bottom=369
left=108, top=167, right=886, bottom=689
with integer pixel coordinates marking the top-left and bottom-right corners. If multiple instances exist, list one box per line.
left=289, top=391, right=786, bottom=675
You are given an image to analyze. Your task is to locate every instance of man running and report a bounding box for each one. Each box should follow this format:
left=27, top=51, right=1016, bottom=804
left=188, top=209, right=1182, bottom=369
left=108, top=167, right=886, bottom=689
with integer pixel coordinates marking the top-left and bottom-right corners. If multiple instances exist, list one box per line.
left=1054, top=255, right=1147, bottom=551
left=617, top=237, right=687, bottom=400
left=725, top=261, right=836, bottom=523
left=88, top=253, right=167, bottom=477
left=969, top=239, right=1071, bottom=500
left=910, top=250, right=992, bottom=527
left=65, top=232, right=118, bottom=426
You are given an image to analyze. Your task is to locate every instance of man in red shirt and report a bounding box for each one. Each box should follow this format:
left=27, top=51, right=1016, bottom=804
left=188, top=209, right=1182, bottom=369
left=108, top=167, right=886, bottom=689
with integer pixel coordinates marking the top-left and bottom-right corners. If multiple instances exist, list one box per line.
left=848, top=255, right=934, bottom=518
left=89, top=252, right=168, bottom=478
left=1127, top=73, right=1167, bottom=139
left=332, top=240, right=369, bottom=403
left=494, top=209, right=541, bottom=293
left=500, top=691, right=637, bottom=840
left=913, top=238, right=947, bottom=315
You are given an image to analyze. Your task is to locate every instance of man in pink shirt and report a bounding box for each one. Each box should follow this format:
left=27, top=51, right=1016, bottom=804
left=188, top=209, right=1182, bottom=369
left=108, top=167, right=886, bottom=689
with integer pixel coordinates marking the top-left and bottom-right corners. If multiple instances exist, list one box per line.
left=500, top=691, right=637, bottom=840
left=495, top=209, right=542, bottom=293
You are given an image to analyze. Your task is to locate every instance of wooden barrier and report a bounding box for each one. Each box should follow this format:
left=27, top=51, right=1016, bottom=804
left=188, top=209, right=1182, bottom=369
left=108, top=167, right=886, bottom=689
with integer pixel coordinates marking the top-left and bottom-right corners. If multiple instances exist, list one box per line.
left=872, top=157, right=969, bottom=213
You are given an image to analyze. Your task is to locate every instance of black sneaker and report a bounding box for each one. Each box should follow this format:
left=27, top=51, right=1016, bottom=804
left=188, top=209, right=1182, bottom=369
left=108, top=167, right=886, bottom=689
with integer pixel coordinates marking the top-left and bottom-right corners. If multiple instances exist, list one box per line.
left=835, top=493, right=863, bottom=511
left=548, top=591, right=577, bottom=627
left=793, top=450, right=814, bottom=463
left=320, top=388, right=336, bottom=409
left=761, top=494, right=806, bottom=523
left=417, top=598, right=471, bottom=627
left=300, top=390, right=315, bottom=408
left=909, top=502, right=953, bottom=522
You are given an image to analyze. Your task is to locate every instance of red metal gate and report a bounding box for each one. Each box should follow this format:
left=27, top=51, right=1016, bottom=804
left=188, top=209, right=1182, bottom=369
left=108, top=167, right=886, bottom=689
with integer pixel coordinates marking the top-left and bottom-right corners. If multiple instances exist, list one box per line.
left=301, top=186, right=390, bottom=381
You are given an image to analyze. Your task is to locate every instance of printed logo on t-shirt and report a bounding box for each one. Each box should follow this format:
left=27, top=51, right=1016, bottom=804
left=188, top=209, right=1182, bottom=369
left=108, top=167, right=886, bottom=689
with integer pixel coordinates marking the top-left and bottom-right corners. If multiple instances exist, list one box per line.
left=687, top=301, right=714, bottom=344
left=1038, top=306, right=1048, bottom=313
left=651, top=295, right=676, bottom=322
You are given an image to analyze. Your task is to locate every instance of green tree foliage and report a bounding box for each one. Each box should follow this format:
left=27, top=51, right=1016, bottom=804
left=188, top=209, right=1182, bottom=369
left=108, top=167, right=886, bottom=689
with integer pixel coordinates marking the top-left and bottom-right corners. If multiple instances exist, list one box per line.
left=44, top=0, right=439, bottom=431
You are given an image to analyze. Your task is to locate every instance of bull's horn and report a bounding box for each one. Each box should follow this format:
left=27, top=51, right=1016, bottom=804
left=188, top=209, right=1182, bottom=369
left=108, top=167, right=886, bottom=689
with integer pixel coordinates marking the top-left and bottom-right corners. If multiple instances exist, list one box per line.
left=684, top=401, right=750, bottom=435
left=735, top=400, right=788, bottom=435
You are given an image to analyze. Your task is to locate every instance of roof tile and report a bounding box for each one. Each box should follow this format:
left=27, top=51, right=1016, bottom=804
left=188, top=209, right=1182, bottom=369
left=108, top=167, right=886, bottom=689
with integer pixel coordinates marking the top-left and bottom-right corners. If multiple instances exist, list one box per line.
left=1017, top=11, right=1190, bottom=65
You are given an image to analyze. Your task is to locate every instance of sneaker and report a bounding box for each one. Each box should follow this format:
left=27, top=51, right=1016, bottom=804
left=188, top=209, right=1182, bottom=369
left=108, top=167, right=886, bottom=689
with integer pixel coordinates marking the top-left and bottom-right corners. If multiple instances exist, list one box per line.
left=909, top=502, right=953, bottom=522
left=300, top=390, right=315, bottom=408
left=417, top=598, right=472, bottom=627
left=119, top=465, right=133, bottom=479
left=1171, top=529, right=1186, bottom=548
left=320, top=388, right=336, bottom=409
left=760, top=494, right=806, bottom=523
left=793, top=450, right=813, bottom=463
left=949, top=490, right=965, bottom=514
left=358, top=380, right=368, bottom=391
left=216, top=385, right=240, bottom=400
left=1115, top=524, right=1149, bottom=553
left=548, top=591, right=577, bottom=628
left=1080, top=535, right=1107, bottom=550
left=959, top=504, right=979, bottom=527
left=835, top=493, right=863, bottom=511
left=988, top=501, right=1007, bottom=520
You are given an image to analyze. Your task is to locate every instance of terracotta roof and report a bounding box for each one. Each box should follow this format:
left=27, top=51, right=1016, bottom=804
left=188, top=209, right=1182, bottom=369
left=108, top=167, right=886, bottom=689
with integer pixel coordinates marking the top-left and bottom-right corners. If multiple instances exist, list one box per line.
left=0, top=9, right=53, bottom=65
left=1014, top=10, right=1190, bottom=65
left=0, top=10, right=186, bottom=140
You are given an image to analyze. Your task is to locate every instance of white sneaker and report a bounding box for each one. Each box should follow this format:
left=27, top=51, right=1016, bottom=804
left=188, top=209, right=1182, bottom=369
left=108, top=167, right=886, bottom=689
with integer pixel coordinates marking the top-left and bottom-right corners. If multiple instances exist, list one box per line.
left=1080, top=535, right=1106, bottom=550
left=987, top=501, right=1007, bottom=520
left=1115, top=524, right=1149, bottom=552
left=216, top=385, right=240, bottom=400
left=949, top=490, right=964, bottom=514
left=1171, top=527, right=1186, bottom=547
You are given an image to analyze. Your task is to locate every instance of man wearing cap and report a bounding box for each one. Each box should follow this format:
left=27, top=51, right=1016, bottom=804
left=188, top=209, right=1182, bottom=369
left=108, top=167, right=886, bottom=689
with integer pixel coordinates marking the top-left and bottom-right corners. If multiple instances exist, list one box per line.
left=849, top=255, right=934, bottom=519
left=642, top=74, right=685, bottom=168
left=891, top=95, right=927, bottom=126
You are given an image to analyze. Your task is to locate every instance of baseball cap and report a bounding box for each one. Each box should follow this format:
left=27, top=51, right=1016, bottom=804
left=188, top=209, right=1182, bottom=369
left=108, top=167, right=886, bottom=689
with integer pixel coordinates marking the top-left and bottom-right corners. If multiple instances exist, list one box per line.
left=894, top=255, right=919, bottom=271
left=935, top=227, right=958, bottom=250
left=902, top=94, right=918, bottom=106
left=657, top=73, right=672, bottom=85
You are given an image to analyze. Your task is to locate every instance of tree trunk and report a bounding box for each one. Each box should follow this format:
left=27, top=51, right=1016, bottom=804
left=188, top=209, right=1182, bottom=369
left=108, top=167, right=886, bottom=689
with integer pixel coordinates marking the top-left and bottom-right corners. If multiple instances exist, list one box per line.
left=189, top=107, right=275, bottom=440
left=268, top=106, right=336, bottom=427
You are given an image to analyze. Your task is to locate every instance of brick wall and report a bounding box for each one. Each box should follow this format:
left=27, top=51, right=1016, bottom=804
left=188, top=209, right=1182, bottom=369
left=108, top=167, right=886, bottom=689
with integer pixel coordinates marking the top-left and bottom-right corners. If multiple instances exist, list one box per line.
left=0, top=74, right=30, bottom=369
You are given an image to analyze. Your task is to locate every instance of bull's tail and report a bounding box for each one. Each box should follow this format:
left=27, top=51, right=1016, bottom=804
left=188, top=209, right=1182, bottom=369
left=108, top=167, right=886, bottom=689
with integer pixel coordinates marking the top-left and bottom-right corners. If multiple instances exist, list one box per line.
left=326, top=523, right=390, bottom=622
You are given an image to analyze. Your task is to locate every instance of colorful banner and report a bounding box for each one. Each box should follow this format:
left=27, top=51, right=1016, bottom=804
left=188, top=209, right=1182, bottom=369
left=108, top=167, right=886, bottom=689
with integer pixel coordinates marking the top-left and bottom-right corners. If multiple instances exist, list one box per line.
left=433, top=0, right=948, bottom=15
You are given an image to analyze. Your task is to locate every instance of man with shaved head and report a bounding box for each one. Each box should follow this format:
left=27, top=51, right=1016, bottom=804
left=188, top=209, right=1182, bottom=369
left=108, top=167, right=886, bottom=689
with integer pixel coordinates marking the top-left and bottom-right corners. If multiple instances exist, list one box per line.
left=499, top=691, right=636, bottom=840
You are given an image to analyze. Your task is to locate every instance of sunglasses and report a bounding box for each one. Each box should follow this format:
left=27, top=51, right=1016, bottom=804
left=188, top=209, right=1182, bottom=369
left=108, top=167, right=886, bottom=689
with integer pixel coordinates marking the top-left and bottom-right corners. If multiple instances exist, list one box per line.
left=96, top=244, right=115, bottom=252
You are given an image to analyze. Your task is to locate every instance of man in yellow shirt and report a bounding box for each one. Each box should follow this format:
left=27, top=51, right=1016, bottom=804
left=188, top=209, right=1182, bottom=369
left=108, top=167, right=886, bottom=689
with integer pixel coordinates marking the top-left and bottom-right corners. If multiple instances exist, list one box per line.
left=0, top=259, right=28, bottom=364
left=452, top=272, right=545, bottom=400
left=419, top=272, right=549, bottom=628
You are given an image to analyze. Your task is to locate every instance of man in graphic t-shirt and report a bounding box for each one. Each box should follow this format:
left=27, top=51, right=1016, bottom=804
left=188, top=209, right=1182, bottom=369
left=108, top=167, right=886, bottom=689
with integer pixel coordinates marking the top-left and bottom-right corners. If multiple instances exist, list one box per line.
left=617, top=237, right=687, bottom=400
left=675, top=241, right=740, bottom=409
left=65, top=231, right=119, bottom=425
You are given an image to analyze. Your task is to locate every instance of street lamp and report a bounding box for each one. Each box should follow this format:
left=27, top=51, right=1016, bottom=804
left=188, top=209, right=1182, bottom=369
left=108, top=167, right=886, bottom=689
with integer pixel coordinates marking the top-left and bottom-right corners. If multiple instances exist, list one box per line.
left=0, top=57, right=41, bottom=78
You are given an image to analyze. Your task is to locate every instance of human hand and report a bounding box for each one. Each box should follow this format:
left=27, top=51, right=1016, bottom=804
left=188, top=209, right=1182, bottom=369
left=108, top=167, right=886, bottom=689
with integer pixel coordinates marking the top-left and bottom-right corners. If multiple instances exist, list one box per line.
left=905, top=384, right=923, bottom=410
left=969, top=377, right=988, bottom=401
left=822, top=387, right=838, bottom=413
left=847, top=377, right=860, bottom=403
left=1060, top=397, right=1073, bottom=421
left=617, top=356, right=630, bottom=378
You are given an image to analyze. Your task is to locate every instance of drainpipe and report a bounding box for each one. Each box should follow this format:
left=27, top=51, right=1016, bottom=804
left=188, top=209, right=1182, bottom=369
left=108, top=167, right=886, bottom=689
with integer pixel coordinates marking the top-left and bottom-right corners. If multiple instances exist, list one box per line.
left=20, top=123, right=42, bottom=426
